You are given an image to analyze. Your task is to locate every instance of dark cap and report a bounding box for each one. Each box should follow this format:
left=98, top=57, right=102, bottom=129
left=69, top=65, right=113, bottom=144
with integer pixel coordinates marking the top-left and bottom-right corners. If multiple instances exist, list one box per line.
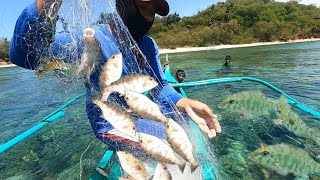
left=138, top=0, right=169, bottom=16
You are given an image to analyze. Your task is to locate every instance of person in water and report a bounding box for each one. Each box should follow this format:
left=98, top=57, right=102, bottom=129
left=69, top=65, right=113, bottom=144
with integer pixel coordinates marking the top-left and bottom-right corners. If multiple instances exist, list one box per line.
left=10, top=0, right=221, bottom=154
left=174, top=70, right=185, bottom=94
left=223, top=55, right=232, bottom=68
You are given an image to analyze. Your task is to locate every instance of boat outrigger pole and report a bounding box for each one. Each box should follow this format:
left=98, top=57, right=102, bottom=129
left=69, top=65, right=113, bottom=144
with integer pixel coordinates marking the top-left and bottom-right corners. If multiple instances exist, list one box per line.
left=172, top=76, right=320, bottom=119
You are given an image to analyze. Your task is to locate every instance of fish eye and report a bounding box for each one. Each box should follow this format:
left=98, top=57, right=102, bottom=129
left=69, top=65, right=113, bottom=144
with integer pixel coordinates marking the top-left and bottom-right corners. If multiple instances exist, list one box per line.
left=149, top=77, right=153, bottom=81
left=125, top=97, right=129, bottom=100
left=166, top=124, right=169, bottom=128
left=261, top=151, right=269, bottom=156
left=133, top=127, right=136, bottom=130
left=139, top=140, right=143, bottom=143
left=229, top=100, right=235, bottom=104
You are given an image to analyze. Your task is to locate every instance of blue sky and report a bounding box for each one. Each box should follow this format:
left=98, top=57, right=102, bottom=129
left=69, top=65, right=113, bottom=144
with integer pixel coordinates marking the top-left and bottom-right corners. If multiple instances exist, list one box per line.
left=0, top=0, right=319, bottom=38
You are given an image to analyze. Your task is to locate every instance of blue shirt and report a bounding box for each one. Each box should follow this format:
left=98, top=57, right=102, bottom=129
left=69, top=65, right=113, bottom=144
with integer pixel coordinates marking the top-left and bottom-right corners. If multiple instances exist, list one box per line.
left=9, top=2, right=183, bottom=148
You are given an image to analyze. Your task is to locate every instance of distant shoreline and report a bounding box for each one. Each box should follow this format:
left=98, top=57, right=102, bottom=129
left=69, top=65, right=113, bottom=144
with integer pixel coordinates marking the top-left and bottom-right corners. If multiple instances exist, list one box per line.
left=1, top=38, right=319, bottom=68
left=159, top=38, right=320, bottom=54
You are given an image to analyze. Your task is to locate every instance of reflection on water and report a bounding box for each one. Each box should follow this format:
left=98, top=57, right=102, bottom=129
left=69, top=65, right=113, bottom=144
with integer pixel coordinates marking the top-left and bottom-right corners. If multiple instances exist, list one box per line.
left=1, top=41, right=320, bottom=179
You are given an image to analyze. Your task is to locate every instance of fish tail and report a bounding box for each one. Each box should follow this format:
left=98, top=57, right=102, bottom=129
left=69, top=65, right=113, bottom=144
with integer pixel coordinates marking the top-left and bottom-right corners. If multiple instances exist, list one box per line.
left=190, top=161, right=199, bottom=173
left=178, top=162, right=186, bottom=173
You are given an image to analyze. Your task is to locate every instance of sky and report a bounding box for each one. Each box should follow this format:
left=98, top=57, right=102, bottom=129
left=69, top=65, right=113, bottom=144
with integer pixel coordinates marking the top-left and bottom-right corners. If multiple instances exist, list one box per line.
left=0, top=0, right=319, bottom=38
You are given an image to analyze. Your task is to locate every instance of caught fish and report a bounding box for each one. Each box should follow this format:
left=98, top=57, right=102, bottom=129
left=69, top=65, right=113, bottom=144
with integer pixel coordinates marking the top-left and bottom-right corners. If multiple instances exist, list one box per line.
left=273, top=96, right=320, bottom=145
left=165, top=119, right=199, bottom=173
left=77, top=28, right=102, bottom=80
left=138, top=133, right=186, bottom=172
left=92, top=98, right=136, bottom=137
left=106, top=74, right=158, bottom=95
left=218, top=91, right=276, bottom=119
left=100, top=53, right=123, bottom=101
left=124, top=90, right=168, bottom=123
left=153, top=163, right=172, bottom=180
left=117, top=151, right=147, bottom=180
left=248, top=143, right=320, bottom=179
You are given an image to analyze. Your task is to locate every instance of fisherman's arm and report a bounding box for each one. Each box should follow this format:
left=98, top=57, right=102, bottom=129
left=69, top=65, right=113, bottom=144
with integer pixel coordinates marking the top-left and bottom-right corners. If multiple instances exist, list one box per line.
left=9, top=1, right=62, bottom=69
left=145, top=37, right=221, bottom=138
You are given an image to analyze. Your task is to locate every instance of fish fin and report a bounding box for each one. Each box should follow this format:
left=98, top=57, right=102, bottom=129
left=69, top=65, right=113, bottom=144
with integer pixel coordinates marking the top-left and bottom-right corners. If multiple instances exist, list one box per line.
left=190, top=162, right=199, bottom=173
left=178, top=162, right=186, bottom=173
left=107, top=129, right=139, bottom=142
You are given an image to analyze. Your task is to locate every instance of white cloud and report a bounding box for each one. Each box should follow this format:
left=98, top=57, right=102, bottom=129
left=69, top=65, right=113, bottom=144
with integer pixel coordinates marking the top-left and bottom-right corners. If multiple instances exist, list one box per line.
left=276, top=0, right=320, bottom=7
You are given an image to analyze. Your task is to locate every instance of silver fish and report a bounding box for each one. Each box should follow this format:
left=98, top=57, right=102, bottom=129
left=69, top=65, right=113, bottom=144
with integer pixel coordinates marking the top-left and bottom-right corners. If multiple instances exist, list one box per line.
left=165, top=119, right=199, bottom=173
left=100, top=53, right=123, bottom=101
left=106, top=74, right=158, bottom=95
left=248, top=143, right=320, bottom=179
left=77, top=28, right=102, bottom=80
left=124, top=90, right=168, bottom=123
left=92, top=99, right=136, bottom=137
left=153, top=163, right=172, bottom=180
left=273, top=96, right=320, bottom=146
left=138, top=133, right=186, bottom=172
left=117, top=151, right=147, bottom=180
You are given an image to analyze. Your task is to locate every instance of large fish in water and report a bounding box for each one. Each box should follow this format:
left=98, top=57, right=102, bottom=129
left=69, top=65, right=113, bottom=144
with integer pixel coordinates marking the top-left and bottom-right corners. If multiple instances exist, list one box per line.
left=105, top=74, right=158, bottom=95
left=124, top=90, right=168, bottom=123
left=218, top=91, right=276, bottom=119
left=92, top=99, right=136, bottom=137
left=152, top=163, right=172, bottom=180
left=273, top=96, right=320, bottom=146
left=117, top=151, right=147, bottom=180
left=100, top=53, right=123, bottom=101
left=248, top=143, right=320, bottom=179
left=77, top=28, right=102, bottom=80
left=138, top=133, right=186, bottom=172
left=165, top=119, right=199, bottom=173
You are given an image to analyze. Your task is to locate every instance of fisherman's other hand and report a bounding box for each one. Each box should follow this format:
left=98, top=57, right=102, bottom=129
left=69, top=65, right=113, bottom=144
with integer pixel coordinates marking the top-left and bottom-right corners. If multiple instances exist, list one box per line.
left=176, top=98, right=221, bottom=138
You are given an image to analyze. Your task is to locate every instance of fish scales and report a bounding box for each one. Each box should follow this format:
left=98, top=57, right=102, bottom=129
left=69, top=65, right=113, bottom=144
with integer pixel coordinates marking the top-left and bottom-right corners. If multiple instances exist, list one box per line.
left=138, top=133, right=186, bottom=172
left=100, top=53, right=123, bottom=101
left=117, top=151, right=147, bottom=180
left=92, top=99, right=136, bottom=137
left=153, top=163, right=172, bottom=180
left=165, top=119, right=199, bottom=173
left=248, top=144, right=320, bottom=178
left=124, top=90, right=168, bottom=123
left=107, top=74, right=158, bottom=95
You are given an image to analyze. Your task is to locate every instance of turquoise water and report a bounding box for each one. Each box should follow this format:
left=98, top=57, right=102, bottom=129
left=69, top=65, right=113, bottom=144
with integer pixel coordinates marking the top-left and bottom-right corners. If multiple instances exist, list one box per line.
left=1, top=41, right=320, bottom=179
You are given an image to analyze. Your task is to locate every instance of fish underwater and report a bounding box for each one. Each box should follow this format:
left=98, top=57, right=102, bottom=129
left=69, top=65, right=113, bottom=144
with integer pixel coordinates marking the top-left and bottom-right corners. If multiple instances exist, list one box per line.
left=77, top=28, right=102, bottom=80
left=153, top=163, right=172, bottom=180
left=105, top=74, right=158, bottom=95
left=92, top=98, right=136, bottom=137
left=117, top=151, right=147, bottom=180
left=100, top=53, right=123, bottom=101
left=248, top=143, right=320, bottom=179
left=165, top=119, right=199, bottom=173
left=138, top=133, right=186, bottom=172
left=218, top=91, right=277, bottom=119
left=124, top=90, right=168, bottom=123
left=273, top=96, right=320, bottom=146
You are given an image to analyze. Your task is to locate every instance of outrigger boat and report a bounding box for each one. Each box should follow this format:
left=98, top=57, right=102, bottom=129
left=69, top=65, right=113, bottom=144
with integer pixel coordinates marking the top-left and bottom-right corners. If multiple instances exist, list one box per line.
left=1, top=55, right=319, bottom=179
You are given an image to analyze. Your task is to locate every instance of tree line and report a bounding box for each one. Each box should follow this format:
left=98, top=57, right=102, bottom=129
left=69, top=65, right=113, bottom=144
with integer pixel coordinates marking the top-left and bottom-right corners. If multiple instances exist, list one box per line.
left=148, top=0, right=320, bottom=48
left=1, top=0, right=320, bottom=62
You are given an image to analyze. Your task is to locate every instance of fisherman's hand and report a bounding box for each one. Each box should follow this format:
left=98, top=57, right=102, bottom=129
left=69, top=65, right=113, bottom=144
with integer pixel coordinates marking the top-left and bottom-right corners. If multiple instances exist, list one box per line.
left=36, top=0, right=62, bottom=19
left=176, top=98, right=221, bottom=138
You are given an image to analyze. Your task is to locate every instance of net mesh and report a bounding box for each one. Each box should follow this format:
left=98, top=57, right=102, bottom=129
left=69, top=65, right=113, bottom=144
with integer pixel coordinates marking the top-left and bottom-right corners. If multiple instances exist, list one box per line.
left=1, top=0, right=220, bottom=179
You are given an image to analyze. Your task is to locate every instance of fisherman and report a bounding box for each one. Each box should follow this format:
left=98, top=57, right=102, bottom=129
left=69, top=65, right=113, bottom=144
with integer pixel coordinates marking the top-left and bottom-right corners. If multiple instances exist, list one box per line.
left=10, top=0, right=221, bottom=158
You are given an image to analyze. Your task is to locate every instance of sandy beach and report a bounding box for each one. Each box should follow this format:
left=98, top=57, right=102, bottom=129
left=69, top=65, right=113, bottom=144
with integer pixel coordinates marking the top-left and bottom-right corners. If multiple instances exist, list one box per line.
left=159, top=38, right=320, bottom=54
left=0, top=38, right=319, bottom=68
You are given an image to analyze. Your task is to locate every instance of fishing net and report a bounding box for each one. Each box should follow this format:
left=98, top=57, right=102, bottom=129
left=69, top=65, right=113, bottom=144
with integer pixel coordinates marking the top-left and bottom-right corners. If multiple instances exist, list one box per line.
left=0, top=0, right=220, bottom=179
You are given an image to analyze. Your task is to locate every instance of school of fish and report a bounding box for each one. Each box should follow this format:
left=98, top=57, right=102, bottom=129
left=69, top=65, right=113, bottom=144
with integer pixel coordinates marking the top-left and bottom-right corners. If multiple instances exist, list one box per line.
left=81, top=32, right=199, bottom=179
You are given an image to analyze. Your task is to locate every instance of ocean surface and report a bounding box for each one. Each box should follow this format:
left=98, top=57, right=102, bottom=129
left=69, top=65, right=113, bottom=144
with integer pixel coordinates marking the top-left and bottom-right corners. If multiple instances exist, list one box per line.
left=0, top=41, right=319, bottom=179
